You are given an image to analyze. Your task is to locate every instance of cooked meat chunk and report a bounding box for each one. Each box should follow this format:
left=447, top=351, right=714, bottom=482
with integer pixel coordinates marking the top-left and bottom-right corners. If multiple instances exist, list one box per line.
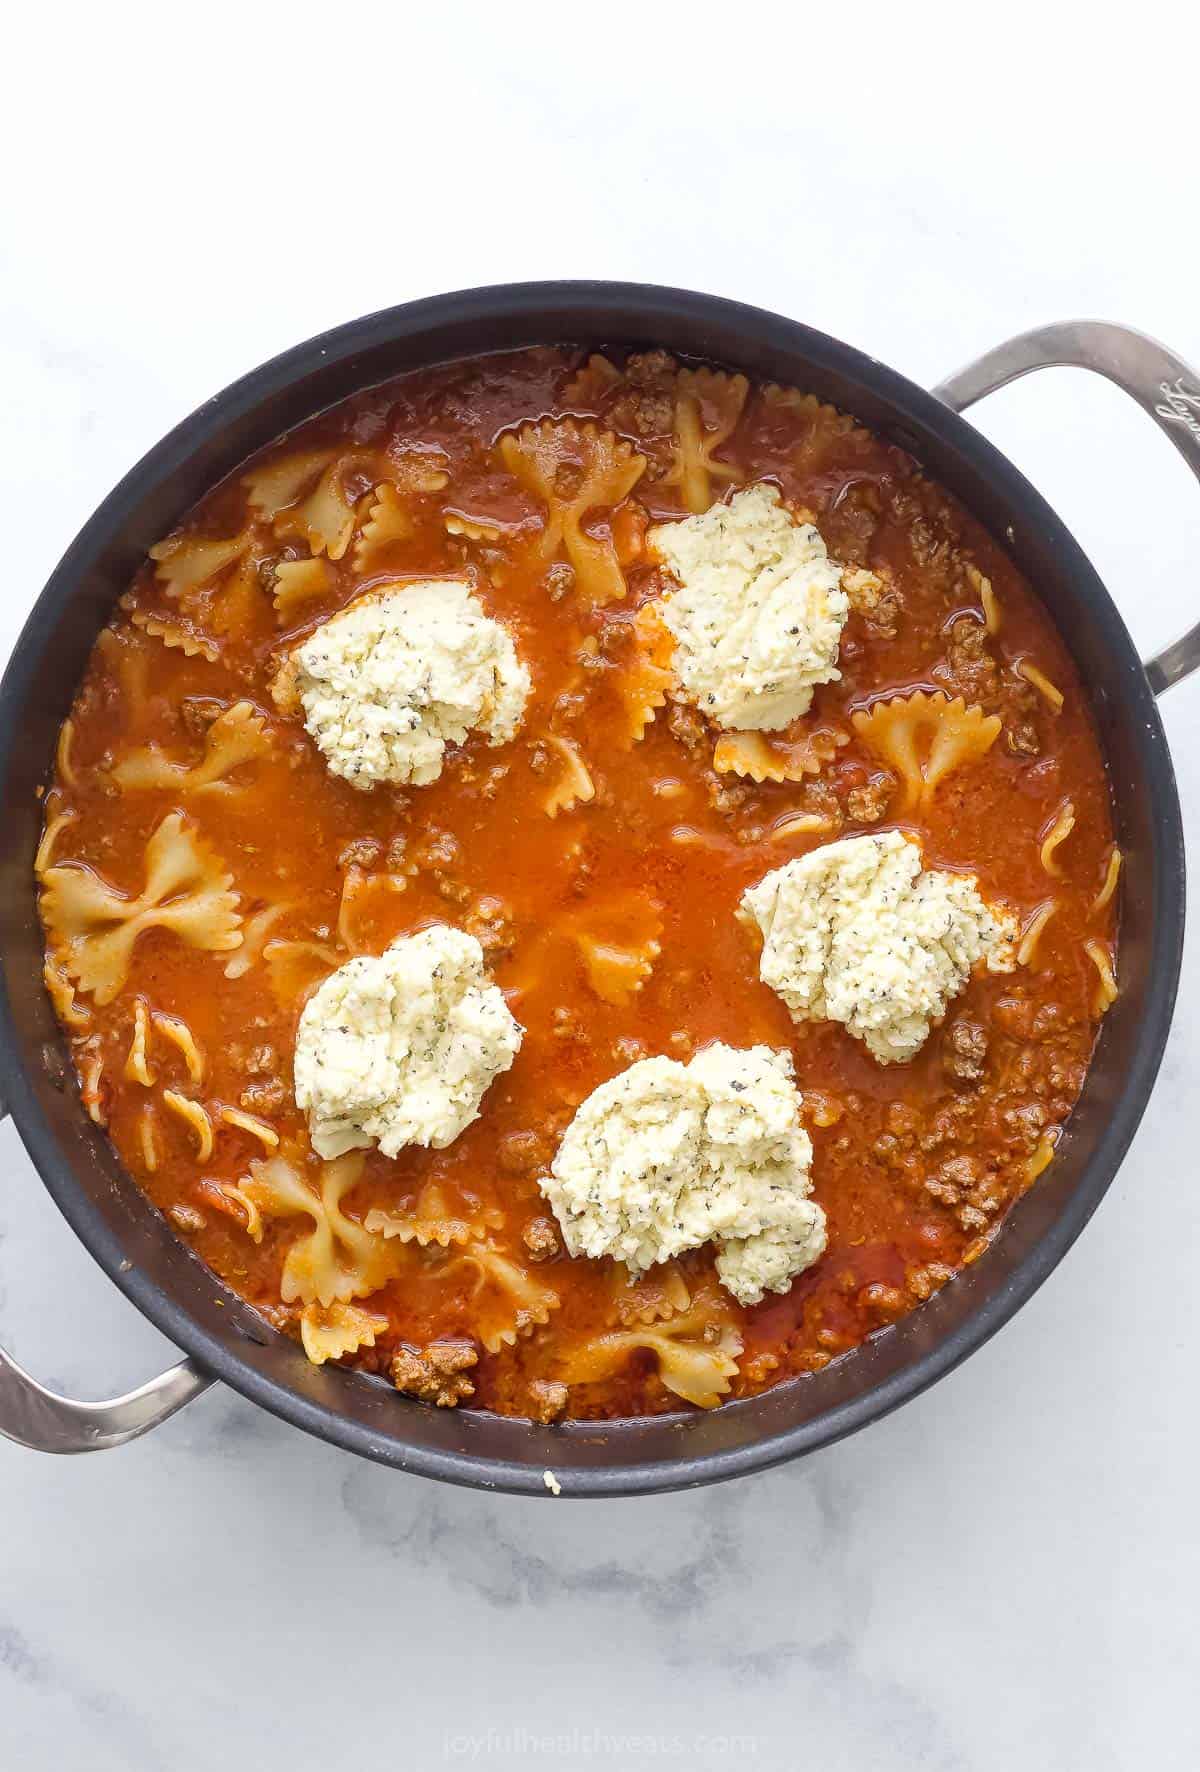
left=1000, top=673, right=1044, bottom=756
left=608, top=349, right=680, bottom=435
left=229, top=1042, right=278, bottom=1077
left=944, top=1020, right=989, bottom=1085
left=464, top=895, right=514, bottom=956
left=391, top=1340, right=479, bottom=1407
left=925, top=1154, right=983, bottom=1206
left=706, top=773, right=753, bottom=816
left=598, top=620, right=632, bottom=657
left=168, top=1204, right=207, bottom=1233
left=666, top=697, right=708, bottom=759
left=611, top=385, right=675, bottom=438
left=906, top=1262, right=954, bottom=1302
left=526, top=1378, right=569, bottom=1423
left=415, top=829, right=460, bottom=871
left=627, top=349, right=676, bottom=385
left=740, top=1350, right=781, bottom=1387
left=1004, top=1100, right=1050, bottom=1149
left=1006, top=720, right=1041, bottom=757
left=858, top=1282, right=908, bottom=1324
left=522, top=1216, right=562, bottom=1261
left=240, top=1078, right=287, bottom=1114
left=862, top=591, right=900, bottom=640
left=338, top=837, right=383, bottom=869
left=544, top=563, right=575, bottom=602
left=845, top=774, right=893, bottom=824
left=179, top=697, right=225, bottom=736
left=935, top=616, right=1000, bottom=704
left=499, top=1130, right=550, bottom=1174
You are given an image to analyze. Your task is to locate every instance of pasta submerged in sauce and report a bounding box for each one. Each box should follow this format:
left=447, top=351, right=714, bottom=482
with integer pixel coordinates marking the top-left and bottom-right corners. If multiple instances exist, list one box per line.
left=37, top=347, right=1119, bottom=1421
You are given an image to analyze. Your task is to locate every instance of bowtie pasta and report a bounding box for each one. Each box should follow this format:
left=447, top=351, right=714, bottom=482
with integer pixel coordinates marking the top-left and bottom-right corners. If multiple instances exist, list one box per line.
left=38, top=345, right=1118, bottom=1422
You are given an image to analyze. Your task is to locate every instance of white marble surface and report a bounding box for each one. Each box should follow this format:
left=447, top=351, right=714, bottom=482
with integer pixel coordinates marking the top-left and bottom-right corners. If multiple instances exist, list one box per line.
left=3, top=9, right=1198, bottom=1768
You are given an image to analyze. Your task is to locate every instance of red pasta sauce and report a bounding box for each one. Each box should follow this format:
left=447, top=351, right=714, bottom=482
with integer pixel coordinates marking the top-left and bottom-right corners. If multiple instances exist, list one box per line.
left=36, top=346, right=1118, bottom=1421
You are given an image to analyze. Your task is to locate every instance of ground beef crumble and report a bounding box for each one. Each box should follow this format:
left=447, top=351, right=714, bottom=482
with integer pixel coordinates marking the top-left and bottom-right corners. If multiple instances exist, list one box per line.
left=240, top=1078, right=286, bottom=1114
left=498, top=1130, right=549, bottom=1174
left=391, top=1340, right=479, bottom=1407
left=666, top=697, right=707, bottom=759
left=943, top=1019, right=989, bottom=1085
left=526, top=1378, right=569, bottom=1423
left=935, top=615, right=1000, bottom=704
left=522, top=1217, right=562, bottom=1262
left=179, top=696, right=225, bottom=736
left=933, top=616, right=1044, bottom=756
left=845, top=774, right=893, bottom=824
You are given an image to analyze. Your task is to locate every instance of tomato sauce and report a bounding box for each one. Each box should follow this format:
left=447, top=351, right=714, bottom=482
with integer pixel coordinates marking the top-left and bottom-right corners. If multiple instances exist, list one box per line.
left=37, top=346, right=1118, bottom=1420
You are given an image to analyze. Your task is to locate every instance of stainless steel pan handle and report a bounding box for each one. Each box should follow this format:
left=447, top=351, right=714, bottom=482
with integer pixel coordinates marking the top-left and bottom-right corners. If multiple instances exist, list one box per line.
left=934, top=319, right=1200, bottom=696
left=0, top=1095, right=214, bottom=1452
left=0, top=1342, right=213, bottom=1453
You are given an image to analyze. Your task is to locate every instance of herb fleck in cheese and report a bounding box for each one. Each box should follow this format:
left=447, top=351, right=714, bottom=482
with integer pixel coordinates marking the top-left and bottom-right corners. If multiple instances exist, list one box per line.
left=740, top=830, right=1017, bottom=1064
left=541, top=1043, right=826, bottom=1306
left=289, top=580, right=530, bottom=789
left=294, top=925, right=522, bottom=1158
left=649, top=484, right=850, bottom=731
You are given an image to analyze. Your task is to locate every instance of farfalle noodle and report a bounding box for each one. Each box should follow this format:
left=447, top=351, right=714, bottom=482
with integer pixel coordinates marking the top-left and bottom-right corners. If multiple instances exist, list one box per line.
left=665, top=368, right=749, bottom=513
left=609, top=1263, right=691, bottom=1327
left=242, top=450, right=335, bottom=521
left=113, top=701, right=272, bottom=795
left=301, top=1299, right=389, bottom=1365
left=498, top=419, right=646, bottom=606
left=713, top=725, right=848, bottom=784
left=149, top=532, right=247, bottom=598
left=761, top=384, right=871, bottom=475
left=229, top=1152, right=395, bottom=1307
left=352, top=483, right=413, bottom=571
left=851, top=690, right=1001, bottom=809
left=365, top=1180, right=502, bottom=1249
left=571, top=891, right=662, bottom=1006
left=34, top=802, right=77, bottom=876
left=161, top=1090, right=214, bottom=1161
left=273, top=463, right=359, bottom=560
left=152, top=1011, right=205, bottom=1083
left=224, top=903, right=292, bottom=981
left=560, top=1303, right=742, bottom=1409
left=271, top=558, right=333, bottom=623
left=1039, top=801, right=1076, bottom=876
left=444, top=1241, right=560, bottom=1353
left=540, top=734, right=596, bottom=817
left=336, top=865, right=408, bottom=954
left=264, top=939, right=342, bottom=1011
left=615, top=604, right=675, bottom=745
left=41, top=813, right=242, bottom=1005
left=129, top=609, right=218, bottom=663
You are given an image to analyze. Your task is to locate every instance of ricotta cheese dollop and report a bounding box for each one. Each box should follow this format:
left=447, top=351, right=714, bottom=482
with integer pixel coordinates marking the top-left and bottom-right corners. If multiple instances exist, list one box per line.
left=740, top=830, right=1017, bottom=1065
left=541, top=1043, right=826, bottom=1307
left=649, top=483, right=850, bottom=731
left=294, top=925, right=523, bottom=1158
left=288, top=580, right=530, bottom=789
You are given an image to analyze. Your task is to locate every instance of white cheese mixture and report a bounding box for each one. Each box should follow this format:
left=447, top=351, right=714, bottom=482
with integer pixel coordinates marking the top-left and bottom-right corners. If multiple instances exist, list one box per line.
left=293, top=925, right=523, bottom=1158
left=649, top=483, right=850, bottom=731
left=289, top=580, right=530, bottom=789
left=740, top=830, right=1017, bottom=1065
left=541, top=1043, right=826, bottom=1307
